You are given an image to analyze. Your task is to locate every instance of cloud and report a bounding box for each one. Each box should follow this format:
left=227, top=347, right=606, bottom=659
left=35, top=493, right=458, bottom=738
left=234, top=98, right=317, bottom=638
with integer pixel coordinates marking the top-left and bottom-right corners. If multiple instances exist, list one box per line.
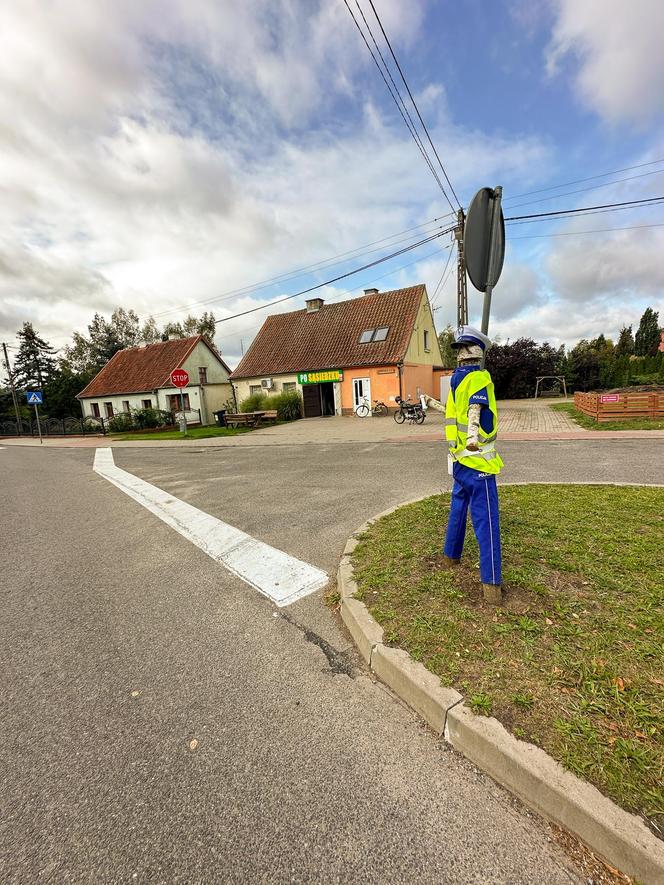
left=0, top=0, right=555, bottom=366
left=489, top=297, right=659, bottom=350
left=546, top=0, right=664, bottom=123
left=545, top=225, right=664, bottom=302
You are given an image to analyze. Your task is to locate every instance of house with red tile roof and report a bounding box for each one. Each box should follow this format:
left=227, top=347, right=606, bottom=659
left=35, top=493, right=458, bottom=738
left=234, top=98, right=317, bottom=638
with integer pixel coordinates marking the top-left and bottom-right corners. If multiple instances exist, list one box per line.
left=77, top=335, right=232, bottom=425
left=230, top=285, right=450, bottom=416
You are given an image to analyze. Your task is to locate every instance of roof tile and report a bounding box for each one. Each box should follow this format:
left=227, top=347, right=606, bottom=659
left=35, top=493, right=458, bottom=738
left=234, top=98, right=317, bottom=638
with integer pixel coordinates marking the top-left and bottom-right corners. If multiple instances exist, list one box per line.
left=230, top=285, right=425, bottom=379
left=77, top=336, right=222, bottom=398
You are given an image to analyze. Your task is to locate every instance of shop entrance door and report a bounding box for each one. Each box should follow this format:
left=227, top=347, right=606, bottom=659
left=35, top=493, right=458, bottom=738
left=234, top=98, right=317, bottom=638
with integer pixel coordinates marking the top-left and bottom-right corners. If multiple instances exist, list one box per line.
left=303, top=382, right=336, bottom=418
left=302, top=384, right=322, bottom=418
left=320, top=382, right=335, bottom=416
left=352, top=377, right=371, bottom=415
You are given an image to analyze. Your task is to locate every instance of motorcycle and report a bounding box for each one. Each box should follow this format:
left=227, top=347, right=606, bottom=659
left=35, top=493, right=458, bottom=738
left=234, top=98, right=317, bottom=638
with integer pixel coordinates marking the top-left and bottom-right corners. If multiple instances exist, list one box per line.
left=393, top=395, right=426, bottom=425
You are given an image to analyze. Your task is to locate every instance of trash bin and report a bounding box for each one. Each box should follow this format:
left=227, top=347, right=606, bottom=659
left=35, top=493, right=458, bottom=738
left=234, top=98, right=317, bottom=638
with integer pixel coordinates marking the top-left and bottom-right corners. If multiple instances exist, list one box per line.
left=213, top=409, right=227, bottom=427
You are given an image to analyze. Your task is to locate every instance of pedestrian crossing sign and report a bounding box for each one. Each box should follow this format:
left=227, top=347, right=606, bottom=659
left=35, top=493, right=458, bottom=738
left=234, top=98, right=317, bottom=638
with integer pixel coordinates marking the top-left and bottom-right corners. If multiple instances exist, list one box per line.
left=26, top=391, right=43, bottom=404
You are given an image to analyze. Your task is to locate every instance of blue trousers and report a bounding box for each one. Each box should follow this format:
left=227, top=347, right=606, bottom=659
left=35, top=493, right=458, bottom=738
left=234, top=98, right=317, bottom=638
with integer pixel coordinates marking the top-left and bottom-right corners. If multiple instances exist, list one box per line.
left=444, top=462, right=502, bottom=585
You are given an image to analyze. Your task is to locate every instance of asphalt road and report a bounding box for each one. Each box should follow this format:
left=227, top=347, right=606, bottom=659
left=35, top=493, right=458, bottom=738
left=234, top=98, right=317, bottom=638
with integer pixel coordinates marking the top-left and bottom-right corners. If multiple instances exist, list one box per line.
left=2, top=438, right=661, bottom=883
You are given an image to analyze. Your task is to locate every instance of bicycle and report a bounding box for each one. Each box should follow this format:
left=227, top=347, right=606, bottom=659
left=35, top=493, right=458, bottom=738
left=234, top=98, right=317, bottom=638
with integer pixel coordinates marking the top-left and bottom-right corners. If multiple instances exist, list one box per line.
left=355, top=397, right=388, bottom=417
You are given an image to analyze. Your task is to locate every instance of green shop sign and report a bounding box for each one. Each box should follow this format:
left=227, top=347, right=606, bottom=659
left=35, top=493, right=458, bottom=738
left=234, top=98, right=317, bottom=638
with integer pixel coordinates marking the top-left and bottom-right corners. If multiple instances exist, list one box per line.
left=297, top=369, right=344, bottom=385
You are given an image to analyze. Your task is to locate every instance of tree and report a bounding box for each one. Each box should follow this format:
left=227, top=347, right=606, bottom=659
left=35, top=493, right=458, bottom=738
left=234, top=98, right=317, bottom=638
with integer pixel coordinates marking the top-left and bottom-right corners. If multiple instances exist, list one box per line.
left=615, top=325, right=634, bottom=356
left=162, top=321, right=184, bottom=340
left=43, top=366, right=92, bottom=418
left=161, top=312, right=216, bottom=341
left=567, top=340, right=601, bottom=392
left=183, top=315, right=199, bottom=335
left=110, top=307, right=140, bottom=348
left=485, top=338, right=562, bottom=398
left=140, top=317, right=161, bottom=344
left=197, top=311, right=216, bottom=341
left=12, top=322, right=57, bottom=389
left=437, top=324, right=455, bottom=369
left=62, top=307, right=142, bottom=375
left=634, top=307, right=660, bottom=356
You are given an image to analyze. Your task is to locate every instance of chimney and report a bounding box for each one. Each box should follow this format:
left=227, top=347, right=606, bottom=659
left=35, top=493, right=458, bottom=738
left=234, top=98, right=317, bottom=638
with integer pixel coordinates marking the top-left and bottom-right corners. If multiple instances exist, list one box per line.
left=305, top=298, right=324, bottom=312
left=364, top=287, right=379, bottom=296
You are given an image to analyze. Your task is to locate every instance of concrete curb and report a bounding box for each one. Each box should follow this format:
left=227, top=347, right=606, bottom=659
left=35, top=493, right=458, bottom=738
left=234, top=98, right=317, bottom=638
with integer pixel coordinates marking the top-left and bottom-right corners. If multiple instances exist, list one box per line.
left=337, top=496, right=664, bottom=885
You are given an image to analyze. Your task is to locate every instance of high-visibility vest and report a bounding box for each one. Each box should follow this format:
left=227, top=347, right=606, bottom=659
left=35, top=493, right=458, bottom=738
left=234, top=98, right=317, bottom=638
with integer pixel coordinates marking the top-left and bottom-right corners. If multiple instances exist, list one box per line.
left=445, top=370, right=504, bottom=474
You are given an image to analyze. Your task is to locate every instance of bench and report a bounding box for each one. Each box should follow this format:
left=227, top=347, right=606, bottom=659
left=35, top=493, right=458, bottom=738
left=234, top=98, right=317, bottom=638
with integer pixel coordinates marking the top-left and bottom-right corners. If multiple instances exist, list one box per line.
left=224, top=412, right=261, bottom=428
left=262, top=410, right=278, bottom=424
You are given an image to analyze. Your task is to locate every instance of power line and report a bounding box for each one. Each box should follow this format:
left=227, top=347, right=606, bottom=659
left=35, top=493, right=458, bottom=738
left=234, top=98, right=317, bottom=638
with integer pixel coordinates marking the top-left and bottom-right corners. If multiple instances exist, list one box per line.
left=504, top=195, right=664, bottom=222
left=215, top=241, right=453, bottom=343
left=149, top=212, right=454, bottom=321
left=429, top=243, right=455, bottom=309
left=366, top=0, right=461, bottom=209
left=503, top=168, right=664, bottom=210
left=506, top=156, right=664, bottom=201
left=341, top=0, right=454, bottom=210
left=507, top=221, right=664, bottom=240
left=213, top=224, right=456, bottom=326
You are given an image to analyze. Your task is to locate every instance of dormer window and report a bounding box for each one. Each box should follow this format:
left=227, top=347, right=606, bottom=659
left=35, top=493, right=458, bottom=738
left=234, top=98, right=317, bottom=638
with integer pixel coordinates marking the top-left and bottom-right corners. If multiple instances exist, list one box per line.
left=359, top=326, right=389, bottom=343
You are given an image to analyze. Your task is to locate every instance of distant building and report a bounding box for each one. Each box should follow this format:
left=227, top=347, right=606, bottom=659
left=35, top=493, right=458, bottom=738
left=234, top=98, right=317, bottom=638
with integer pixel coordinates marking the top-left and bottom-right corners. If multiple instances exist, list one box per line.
left=77, top=335, right=232, bottom=424
left=230, top=285, right=451, bottom=416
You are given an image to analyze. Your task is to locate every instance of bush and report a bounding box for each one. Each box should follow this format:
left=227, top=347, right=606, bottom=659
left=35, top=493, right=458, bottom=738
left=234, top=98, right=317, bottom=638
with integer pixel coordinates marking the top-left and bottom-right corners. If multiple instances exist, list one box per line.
left=239, top=389, right=303, bottom=420
left=107, top=412, right=134, bottom=433
left=131, top=407, right=173, bottom=429
left=273, top=390, right=302, bottom=421
left=240, top=393, right=267, bottom=412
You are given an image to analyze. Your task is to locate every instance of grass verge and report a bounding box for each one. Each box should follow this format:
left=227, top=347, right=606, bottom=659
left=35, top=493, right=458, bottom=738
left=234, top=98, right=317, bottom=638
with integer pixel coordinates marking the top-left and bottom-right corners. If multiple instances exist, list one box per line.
left=550, top=402, right=664, bottom=431
left=351, top=485, right=663, bottom=834
left=110, top=425, right=254, bottom=440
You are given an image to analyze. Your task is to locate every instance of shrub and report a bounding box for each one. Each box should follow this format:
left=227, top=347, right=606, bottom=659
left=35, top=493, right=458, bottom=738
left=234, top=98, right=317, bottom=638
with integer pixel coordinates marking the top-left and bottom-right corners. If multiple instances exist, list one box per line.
left=273, top=390, right=302, bottom=420
left=240, top=393, right=267, bottom=412
left=107, top=412, right=134, bottom=433
left=131, top=407, right=173, bottom=429
left=239, top=389, right=303, bottom=420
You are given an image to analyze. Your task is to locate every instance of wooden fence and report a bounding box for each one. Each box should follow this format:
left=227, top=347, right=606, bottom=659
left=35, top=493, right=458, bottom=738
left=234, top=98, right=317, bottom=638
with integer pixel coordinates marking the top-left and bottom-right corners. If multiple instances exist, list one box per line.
left=574, top=390, right=664, bottom=422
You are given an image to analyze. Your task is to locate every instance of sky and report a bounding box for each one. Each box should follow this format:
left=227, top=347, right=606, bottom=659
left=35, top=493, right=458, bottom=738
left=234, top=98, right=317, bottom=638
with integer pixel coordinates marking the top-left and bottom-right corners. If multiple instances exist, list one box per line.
left=1, top=0, right=663, bottom=369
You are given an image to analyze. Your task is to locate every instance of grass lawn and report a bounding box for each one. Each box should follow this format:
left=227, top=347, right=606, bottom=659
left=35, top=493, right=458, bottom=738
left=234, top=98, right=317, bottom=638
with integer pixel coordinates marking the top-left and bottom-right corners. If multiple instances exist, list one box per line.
left=551, top=402, right=664, bottom=431
left=351, top=485, right=664, bottom=833
left=110, top=425, right=254, bottom=440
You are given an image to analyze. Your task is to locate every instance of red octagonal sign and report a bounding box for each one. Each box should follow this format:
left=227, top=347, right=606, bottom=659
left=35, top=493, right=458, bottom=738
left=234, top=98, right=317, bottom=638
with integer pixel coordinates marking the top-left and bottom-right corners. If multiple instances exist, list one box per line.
left=170, top=368, right=189, bottom=388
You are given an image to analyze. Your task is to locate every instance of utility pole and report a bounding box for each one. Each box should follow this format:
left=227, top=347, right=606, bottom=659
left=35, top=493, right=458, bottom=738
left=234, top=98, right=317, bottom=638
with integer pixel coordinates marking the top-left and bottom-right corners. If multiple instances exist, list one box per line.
left=2, top=342, right=22, bottom=429
left=455, top=208, right=468, bottom=328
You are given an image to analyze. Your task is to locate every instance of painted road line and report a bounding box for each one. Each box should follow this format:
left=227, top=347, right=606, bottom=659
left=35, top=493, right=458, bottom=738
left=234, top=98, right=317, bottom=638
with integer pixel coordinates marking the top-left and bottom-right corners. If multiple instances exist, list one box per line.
left=93, top=448, right=327, bottom=606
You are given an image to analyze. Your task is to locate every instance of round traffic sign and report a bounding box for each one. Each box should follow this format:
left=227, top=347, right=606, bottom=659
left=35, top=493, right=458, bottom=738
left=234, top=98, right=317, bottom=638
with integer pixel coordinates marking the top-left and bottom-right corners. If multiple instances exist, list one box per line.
left=465, top=187, right=505, bottom=293
left=170, top=368, right=189, bottom=388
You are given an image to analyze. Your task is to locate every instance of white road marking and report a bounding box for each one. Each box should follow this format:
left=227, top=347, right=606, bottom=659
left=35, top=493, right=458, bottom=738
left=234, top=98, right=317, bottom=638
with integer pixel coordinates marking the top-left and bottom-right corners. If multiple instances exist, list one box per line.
left=93, top=448, right=328, bottom=606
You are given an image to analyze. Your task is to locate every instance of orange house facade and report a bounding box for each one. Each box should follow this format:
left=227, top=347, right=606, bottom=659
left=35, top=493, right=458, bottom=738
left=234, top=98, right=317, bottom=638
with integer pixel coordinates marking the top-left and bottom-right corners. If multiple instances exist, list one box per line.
left=230, top=285, right=452, bottom=417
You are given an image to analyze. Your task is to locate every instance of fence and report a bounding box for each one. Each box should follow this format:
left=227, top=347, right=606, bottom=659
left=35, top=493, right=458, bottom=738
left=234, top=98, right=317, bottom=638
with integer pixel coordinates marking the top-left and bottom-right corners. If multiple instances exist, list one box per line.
left=574, top=390, right=664, bottom=422
left=172, top=408, right=202, bottom=426
left=0, top=416, right=107, bottom=437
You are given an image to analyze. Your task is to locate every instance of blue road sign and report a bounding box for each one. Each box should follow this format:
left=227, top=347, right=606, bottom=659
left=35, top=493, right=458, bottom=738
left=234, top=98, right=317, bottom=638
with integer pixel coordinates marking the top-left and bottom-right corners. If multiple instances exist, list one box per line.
left=26, top=391, right=43, bottom=404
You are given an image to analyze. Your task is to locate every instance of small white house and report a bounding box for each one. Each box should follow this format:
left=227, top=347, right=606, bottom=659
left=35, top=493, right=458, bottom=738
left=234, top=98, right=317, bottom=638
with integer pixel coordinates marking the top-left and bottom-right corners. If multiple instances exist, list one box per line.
left=77, top=335, right=233, bottom=425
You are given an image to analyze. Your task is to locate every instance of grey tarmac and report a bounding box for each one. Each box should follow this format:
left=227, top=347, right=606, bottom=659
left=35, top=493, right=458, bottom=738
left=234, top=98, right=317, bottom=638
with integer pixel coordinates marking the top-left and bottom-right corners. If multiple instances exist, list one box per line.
left=1, top=438, right=660, bottom=883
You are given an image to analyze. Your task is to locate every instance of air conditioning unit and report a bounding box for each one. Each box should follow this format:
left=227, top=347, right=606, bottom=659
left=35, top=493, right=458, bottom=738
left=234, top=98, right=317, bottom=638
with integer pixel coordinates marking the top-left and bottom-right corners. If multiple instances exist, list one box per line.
left=261, top=378, right=274, bottom=389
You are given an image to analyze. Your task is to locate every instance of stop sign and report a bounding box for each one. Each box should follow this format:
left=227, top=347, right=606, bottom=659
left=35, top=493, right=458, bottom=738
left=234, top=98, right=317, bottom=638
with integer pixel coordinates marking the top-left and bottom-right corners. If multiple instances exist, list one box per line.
left=170, top=368, right=189, bottom=388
